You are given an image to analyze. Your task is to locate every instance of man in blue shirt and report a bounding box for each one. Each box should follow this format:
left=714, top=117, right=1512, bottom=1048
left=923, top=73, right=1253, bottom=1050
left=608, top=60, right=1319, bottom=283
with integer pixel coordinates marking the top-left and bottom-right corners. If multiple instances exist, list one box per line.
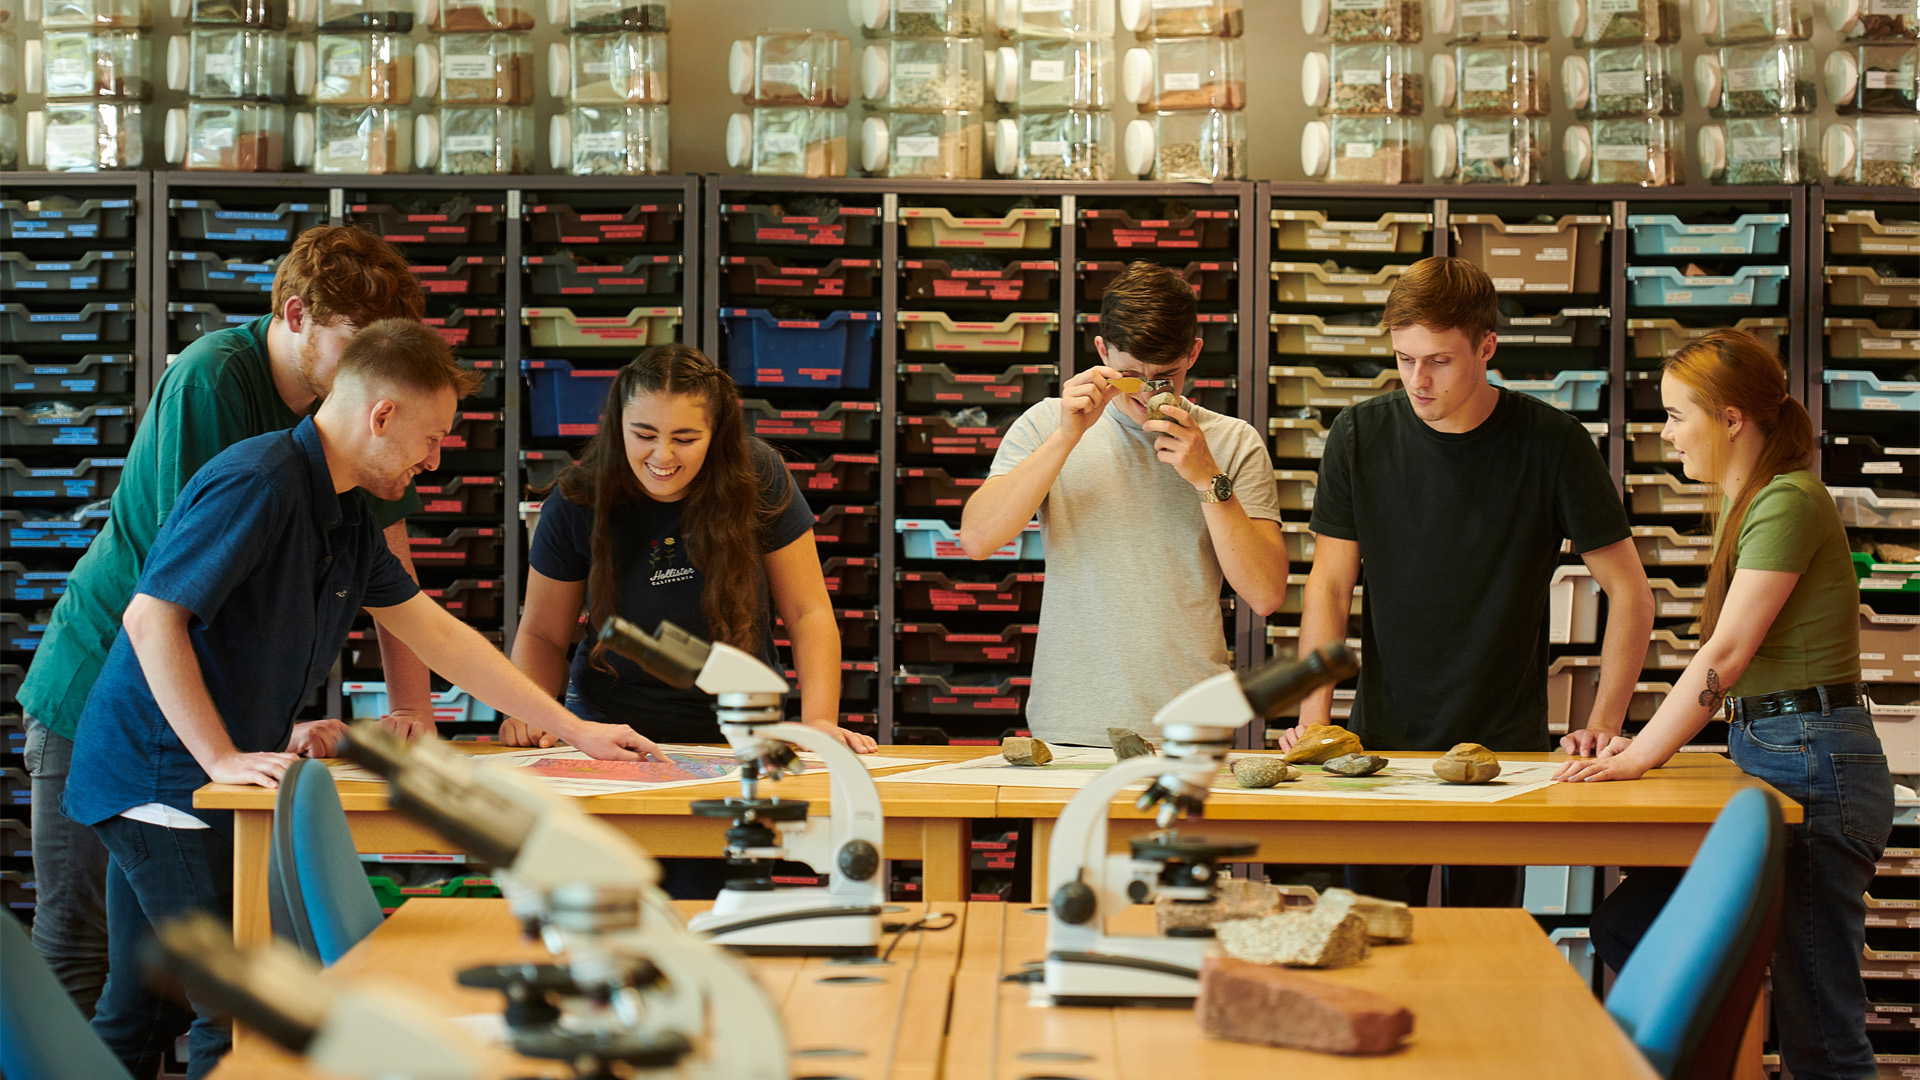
left=65, top=321, right=658, bottom=1080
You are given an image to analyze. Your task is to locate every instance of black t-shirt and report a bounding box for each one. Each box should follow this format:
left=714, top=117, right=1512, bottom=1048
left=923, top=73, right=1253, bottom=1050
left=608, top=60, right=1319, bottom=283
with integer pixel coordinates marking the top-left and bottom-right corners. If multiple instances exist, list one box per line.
left=528, top=439, right=816, bottom=742
left=1309, top=389, right=1631, bottom=752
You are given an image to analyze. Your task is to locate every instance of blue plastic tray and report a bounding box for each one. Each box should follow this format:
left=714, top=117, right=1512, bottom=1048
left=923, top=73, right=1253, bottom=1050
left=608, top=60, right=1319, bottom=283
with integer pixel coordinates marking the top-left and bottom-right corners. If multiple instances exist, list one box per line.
left=1825, top=370, right=1920, bottom=413
left=522, top=358, right=620, bottom=438
left=720, top=308, right=879, bottom=390
left=1487, top=370, right=1608, bottom=411
left=343, top=682, right=499, bottom=724
left=1627, top=265, right=1788, bottom=307
left=896, top=518, right=1042, bottom=561
left=1627, top=214, right=1788, bottom=256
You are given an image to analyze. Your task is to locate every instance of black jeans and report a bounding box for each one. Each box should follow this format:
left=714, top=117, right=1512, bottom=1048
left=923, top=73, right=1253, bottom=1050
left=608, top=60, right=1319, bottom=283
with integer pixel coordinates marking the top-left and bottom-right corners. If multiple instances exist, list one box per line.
left=1344, top=864, right=1525, bottom=908
left=23, top=716, right=112, bottom=1018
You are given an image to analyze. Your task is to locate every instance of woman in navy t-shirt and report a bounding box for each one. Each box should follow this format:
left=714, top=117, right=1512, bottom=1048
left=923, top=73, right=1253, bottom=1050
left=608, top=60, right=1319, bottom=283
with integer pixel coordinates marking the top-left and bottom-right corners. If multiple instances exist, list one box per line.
left=500, top=343, right=874, bottom=754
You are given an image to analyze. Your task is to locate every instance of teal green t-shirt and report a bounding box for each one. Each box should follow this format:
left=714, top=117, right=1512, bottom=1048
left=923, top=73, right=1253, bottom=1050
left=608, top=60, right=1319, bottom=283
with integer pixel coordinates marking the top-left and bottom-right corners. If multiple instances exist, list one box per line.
left=19, top=316, right=423, bottom=740
left=1720, top=470, right=1861, bottom=699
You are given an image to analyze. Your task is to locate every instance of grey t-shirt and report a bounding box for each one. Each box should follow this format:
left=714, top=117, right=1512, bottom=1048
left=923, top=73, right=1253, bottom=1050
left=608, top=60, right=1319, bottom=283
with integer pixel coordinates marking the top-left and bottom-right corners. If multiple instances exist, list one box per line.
left=987, top=398, right=1281, bottom=746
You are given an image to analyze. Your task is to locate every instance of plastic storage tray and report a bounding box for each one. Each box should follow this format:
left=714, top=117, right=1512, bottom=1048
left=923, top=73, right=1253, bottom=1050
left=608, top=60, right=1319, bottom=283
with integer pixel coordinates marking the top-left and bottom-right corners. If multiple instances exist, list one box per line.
left=462, top=359, right=504, bottom=402
left=1627, top=472, right=1715, bottom=514
left=1266, top=626, right=1362, bottom=663
left=1278, top=573, right=1363, bottom=616
left=741, top=399, right=880, bottom=442
left=721, top=309, right=878, bottom=389
left=897, top=569, right=1042, bottom=614
left=408, top=256, right=504, bottom=296
left=900, top=311, right=1057, bottom=353
left=1825, top=210, right=1920, bottom=257
left=1270, top=314, right=1392, bottom=358
left=899, top=413, right=1016, bottom=457
left=1856, top=553, right=1920, bottom=593
left=899, top=466, right=984, bottom=509
left=1, top=564, right=69, bottom=604
left=1649, top=578, right=1706, bottom=621
left=1079, top=208, right=1235, bottom=250
left=2, top=511, right=101, bottom=550
left=420, top=577, right=502, bottom=620
left=723, top=203, right=880, bottom=246
left=1826, top=265, right=1920, bottom=308
left=442, top=411, right=503, bottom=451
left=899, top=363, right=1056, bottom=406
left=170, top=199, right=327, bottom=243
left=784, top=453, right=879, bottom=495
left=895, top=671, right=1033, bottom=717
left=900, top=207, right=1059, bottom=249
left=528, top=202, right=679, bottom=244
left=529, top=252, right=683, bottom=297
left=906, top=259, right=1058, bottom=302
left=1826, top=370, right=1920, bottom=412
left=1270, top=365, right=1402, bottom=408
left=1269, top=417, right=1332, bottom=460
left=1450, top=214, right=1610, bottom=294
left=774, top=608, right=878, bottom=651
left=0, top=251, right=134, bottom=291
left=523, top=359, right=616, bottom=438
left=812, top=504, right=879, bottom=547
left=169, top=302, right=263, bottom=340
left=819, top=556, right=879, bottom=601
left=1550, top=564, right=1601, bottom=644
left=1271, top=261, right=1407, bottom=305
left=1187, top=377, right=1235, bottom=414
left=405, top=527, right=502, bottom=567
left=344, top=682, right=500, bottom=723
left=1626, top=213, right=1788, bottom=255
left=349, top=202, right=505, bottom=244
left=0, top=303, right=136, bottom=344
left=799, top=661, right=880, bottom=704
left=0, top=457, right=123, bottom=501
left=168, top=251, right=278, bottom=294
left=1078, top=312, right=1234, bottom=356
left=724, top=256, right=877, bottom=299
left=1648, top=629, right=1700, bottom=670
left=423, top=308, right=504, bottom=348
left=1627, top=265, right=1789, bottom=306
left=522, top=307, right=681, bottom=348
left=1828, top=487, right=1920, bottom=529
left=1486, top=369, right=1608, bottom=411
left=1824, top=435, right=1919, bottom=480
left=1629, top=316, right=1787, bottom=359
left=2, top=198, right=136, bottom=241
left=1, top=614, right=44, bottom=653
left=1859, top=606, right=1920, bottom=684
left=1826, top=318, right=1920, bottom=362
left=897, top=517, right=1041, bottom=561
left=2, top=354, right=135, bottom=397
left=1496, top=308, right=1610, bottom=347
left=1626, top=423, right=1681, bottom=464
left=1271, top=209, right=1431, bottom=253
left=1633, top=525, right=1714, bottom=567
left=413, top=476, right=503, bottom=516
left=896, top=622, right=1038, bottom=664
left=1079, top=259, right=1230, bottom=302
left=1273, top=469, right=1317, bottom=511
left=0, top=405, right=134, bottom=448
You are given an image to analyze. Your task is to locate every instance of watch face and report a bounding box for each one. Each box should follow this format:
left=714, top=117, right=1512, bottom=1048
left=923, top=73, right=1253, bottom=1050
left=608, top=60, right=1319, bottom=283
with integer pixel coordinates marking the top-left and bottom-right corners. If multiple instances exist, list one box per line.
left=1210, top=474, right=1233, bottom=501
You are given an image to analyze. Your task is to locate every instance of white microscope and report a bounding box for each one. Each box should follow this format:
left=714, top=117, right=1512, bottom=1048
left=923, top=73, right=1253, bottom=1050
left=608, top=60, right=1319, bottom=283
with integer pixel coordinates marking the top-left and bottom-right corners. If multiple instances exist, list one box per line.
left=341, top=722, right=789, bottom=1080
left=597, top=617, right=886, bottom=956
left=1043, top=642, right=1359, bottom=1005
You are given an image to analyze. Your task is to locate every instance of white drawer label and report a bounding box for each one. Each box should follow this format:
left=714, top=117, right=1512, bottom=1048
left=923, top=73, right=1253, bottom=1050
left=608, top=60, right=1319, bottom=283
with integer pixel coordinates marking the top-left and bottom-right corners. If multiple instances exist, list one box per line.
left=1660, top=602, right=1694, bottom=616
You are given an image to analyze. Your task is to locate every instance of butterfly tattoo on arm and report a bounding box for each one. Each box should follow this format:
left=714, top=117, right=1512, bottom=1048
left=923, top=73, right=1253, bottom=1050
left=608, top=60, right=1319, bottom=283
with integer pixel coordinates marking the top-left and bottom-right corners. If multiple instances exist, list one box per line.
left=1697, top=668, right=1726, bottom=715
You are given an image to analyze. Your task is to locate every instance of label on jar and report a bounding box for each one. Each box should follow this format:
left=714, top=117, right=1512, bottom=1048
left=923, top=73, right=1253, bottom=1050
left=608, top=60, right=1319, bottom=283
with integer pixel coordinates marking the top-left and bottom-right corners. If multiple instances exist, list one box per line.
left=1730, top=136, right=1782, bottom=161
left=1464, top=133, right=1511, bottom=159
left=761, top=62, right=803, bottom=86
left=445, top=55, right=498, bottom=80
left=899, top=0, right=944, bottom=10
left=1725, top=66, right=1767, bottom=92
left=445, top=134, right=495, bottom=152
left=1596, top=0, right=1638, bottom=12
left=897, top=135, right=942, bottom=157
left=1595, top=143, right=1646, bottom=160
left=762, top=131, right=802, bottom=155
left=1345, top=68, right=1385, bottom=85
left=1029, top=59, right=1066, bottom=82
left=199, top=125, right=236, bottom=149
left=1595, top=70, right=1645, bottom=96
left=584, top=60, right=612, bottom=73
left=1031, top=138, right=1070, bottom=156
left=1866, top=70, right=1907, bottom=90
left=327, top=54, right=364, bottom=77
left=1155, top=0, right=1213, bottom=8
left=1331, top=0, right=1386, bottom=9
left=50, top=58, right=87, bottom=78
left=1163, top=72, right=1202, bottom=91
left=897, top=62, right=942, bottom=82
left=47, top=123, right=98, bottom=161
left=203, top=53, right=238, bottom=77
left=1344, top=142, right=1377, bottom=158
left=1868, top=0, right=1910, bottom=13
left=577, top=131, right=624, bottom=153
left=1462, top=65, right=1509, bottom=92
left=1461, top=0, right=1510, bottom=14
left=1861, top=139, right=1905, bottom=161
left=1024, top=0, right=1074, bottom=11
left=328, top=135, right=366, bottom=159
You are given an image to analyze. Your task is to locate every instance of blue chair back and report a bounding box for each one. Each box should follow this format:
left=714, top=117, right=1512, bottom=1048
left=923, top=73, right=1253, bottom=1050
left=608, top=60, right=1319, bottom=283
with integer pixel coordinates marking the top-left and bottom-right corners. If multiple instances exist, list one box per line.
left=0, top=911, right=134, bottom=1080
left=1606, top=787, right=1785, bottom=1080
left=270, top=758, right=384, bottom=965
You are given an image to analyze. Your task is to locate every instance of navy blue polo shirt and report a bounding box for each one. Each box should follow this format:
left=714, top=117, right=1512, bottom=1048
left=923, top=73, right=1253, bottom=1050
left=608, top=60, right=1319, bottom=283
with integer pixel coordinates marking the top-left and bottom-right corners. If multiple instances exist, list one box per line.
left=65, top=417, right=420, bottom=827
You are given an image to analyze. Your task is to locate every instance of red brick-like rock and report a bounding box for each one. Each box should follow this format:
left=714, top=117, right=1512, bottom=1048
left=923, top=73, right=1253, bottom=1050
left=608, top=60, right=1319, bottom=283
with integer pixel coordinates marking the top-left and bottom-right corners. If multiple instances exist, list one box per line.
left=1194, top=954, right=1413, bottom=1055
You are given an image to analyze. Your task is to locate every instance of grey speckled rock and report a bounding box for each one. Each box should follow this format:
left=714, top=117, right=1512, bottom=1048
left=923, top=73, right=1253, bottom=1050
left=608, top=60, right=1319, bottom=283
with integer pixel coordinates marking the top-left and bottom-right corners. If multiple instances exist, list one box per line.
left=1001, top=736, right=1052, bottom=766
left=1217, top=909, right=1372, bottom=969
left=1322, top=753, right=1388, bottom=777
left=1108, top=727, right=1154, bottom=760
left=1315, top=888, right=1413, bottom=944
left=1230, top=758, right=1300, bottom=788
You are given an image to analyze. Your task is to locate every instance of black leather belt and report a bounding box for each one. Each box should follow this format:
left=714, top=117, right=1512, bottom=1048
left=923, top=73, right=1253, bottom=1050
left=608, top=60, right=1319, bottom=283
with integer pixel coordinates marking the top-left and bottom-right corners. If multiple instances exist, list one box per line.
left=1726, top=682, right=1867, bottom=723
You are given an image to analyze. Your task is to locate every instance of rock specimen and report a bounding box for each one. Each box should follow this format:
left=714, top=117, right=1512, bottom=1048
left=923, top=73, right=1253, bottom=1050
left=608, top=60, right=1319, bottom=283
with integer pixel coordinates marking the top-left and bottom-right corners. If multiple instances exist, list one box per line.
left=1154, top=879, right=1285, bottom=933
left=1195, top=955, right=1414, bottom=1054
left=1314, top=888, right=1413, bottom=944
left=1283, top=725, right=1365, bottom=765
left=1322, top=753, right=1388, bottom=777
left=1108, top=727, right=1154, bottom=760
left=1147, top=391, right=1185, bottom=421
left=1216, top=909, right=1370, bottom=969
left=1230, top=757, right=1299, bottom=788
left=1432, top=742, right=1502, bottom=784
left=1001, top=736, right=1052, bottom=766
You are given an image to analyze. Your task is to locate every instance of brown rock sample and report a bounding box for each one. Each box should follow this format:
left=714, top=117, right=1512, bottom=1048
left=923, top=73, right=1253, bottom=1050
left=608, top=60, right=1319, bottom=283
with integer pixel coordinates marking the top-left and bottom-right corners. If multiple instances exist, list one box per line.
left=1001, top=736, right=1052, bottom=766
left=1195, top=954, right=1414, bottom=1055
left=1284, top=725, right=1364, bottom=765
left=1216, top=909, right=1371, bottom=969
left=1230, top=757, right=1299, bottom=788
left=1322, top=753, right=1388, bottom=777
left=1315, top=888, right=1413, bottom=944
left=1154, top=879, right=1284, bottom=933
left=1108, top=727, right=1154, bottom=760
left=1432, top=742, right=1502, bottom=784
left=1147, top=391, right=1186, bottom=421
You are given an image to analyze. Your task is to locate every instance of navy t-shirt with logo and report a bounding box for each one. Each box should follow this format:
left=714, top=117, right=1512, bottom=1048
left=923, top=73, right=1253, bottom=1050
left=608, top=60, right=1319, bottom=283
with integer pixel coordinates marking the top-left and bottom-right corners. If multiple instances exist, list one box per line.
left=529, top=439, right=814, bottom=742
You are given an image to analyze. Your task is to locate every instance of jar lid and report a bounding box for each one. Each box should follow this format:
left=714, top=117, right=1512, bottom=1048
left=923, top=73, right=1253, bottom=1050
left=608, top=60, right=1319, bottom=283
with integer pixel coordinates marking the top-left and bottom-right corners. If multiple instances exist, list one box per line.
left=1821, top=122, right=1856, bottom=177
left=546, top=0, right=566, bottom=25
left=24, top=109, right=44, bottom=168
left=993, top=116, right=1018, bottom=175
left=293, top=110, right=314, bottom=168
left=861, top=43, right=888, bottom=99
left=548, top=42, right=570, bottom=99
left=1697, top=123, right=1728, bottom=178
left=164, top=107, right=187, bottom=165
left=727, top=39, right=754, bottom=97
left=1122, top=46, right=1152, bottom=105
left=1694, top=0, right=1719, bottom=39
left=291, top=39, right=315, bottom=97
left=547, top=113, right=567, bottom=170
left=1300, top=50, right=1329, bottom=109
left=1556, top=0, right=1586, bottom=39
left=850, top=0, right=888, bottom=32
left=1123, top=116, right=1154, bottom=176
left=1562, top=53, right=1590, bottom=110
left=1300, top=118, right=1330, bottom=177
left=1693, top=53, right=1723, bottom=110
left=1825, top=51, right=1859, bottom=107
left=414, top=41, right=439, bottom=99
left=861, top=114, right=889, bottom=171
left=1430, top=121, right=1458, bottom=178
left=21, top=38, right=40, bottom=97
left=1300, top=0, right=1328, bottom=36
left=167, top=36, right=188, bottom=92
left=993, top=45, right=1017, bottom=103
left=1825, top=0, right=1863, bottom=34
left=725, top=110, right=752, bottom=167
left=1563, top=122, right=1592, bottom=179
left=1118, top=0, right=1148, bottom=34
left=1430, top=53, right=1456, bottom=110
left=414, top=112, right=437, bottom=170
left=170, top=0, right=188, bottom=20
left=1433, top=0, right=1456, bottom=36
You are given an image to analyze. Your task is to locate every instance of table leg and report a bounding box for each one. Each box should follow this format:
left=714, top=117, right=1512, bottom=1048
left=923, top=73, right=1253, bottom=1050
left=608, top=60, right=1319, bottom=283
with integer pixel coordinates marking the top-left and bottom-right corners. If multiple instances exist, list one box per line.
left=1734, top=992, right=1766, bottom=1080
left=231, top=808, right=272, bottom=950
left=918, top=818, right=969, bottom=903
left=1029, top=819, right=1051, bottom=903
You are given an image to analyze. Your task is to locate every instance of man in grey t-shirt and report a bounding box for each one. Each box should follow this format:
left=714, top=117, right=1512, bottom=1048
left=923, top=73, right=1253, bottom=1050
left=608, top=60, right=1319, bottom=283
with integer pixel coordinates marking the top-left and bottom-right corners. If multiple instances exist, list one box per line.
left=960, top=262, right=1287, bottom=746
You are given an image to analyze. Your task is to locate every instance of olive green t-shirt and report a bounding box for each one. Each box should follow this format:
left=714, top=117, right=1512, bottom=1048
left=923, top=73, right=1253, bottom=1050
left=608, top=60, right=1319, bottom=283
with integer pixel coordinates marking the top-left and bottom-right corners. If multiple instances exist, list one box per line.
left=1721, top=470, right=1860, bottom=699
left=19, top=316, right=422, bottom=740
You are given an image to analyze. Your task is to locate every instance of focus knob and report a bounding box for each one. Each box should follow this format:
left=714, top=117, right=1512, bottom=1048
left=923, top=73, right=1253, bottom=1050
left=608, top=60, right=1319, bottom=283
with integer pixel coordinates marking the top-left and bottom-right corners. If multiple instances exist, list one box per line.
left=1052, top=880, right=1096, bottom=925
left=838, top=839, right=880, bottom=882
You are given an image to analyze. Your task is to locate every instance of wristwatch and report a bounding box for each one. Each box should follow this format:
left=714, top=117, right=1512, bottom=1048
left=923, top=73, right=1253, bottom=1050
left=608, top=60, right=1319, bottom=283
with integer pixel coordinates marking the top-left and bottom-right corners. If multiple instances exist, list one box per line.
left=1198, top=473, right=1234, bottom=503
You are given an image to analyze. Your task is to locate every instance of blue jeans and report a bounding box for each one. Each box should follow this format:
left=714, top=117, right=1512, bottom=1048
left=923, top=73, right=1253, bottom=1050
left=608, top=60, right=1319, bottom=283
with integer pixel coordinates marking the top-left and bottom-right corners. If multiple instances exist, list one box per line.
left=90, top=815, right=236, bottom=1080
left=23, top=716, right=113, bottom=1019
left=1730, top=705, right=1892, bottom=1080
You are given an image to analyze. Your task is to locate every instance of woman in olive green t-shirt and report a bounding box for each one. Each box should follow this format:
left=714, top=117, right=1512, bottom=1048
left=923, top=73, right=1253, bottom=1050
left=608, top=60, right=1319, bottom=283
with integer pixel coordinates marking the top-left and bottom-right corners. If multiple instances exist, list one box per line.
left=1557, top=329, right=1894, bottom=1080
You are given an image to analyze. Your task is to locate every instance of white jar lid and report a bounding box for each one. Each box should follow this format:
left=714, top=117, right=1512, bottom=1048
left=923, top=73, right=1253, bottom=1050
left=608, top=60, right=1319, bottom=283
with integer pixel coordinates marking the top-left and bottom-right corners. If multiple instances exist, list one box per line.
left=549, top=42, right=570, bottom=99
left=850, top=0, right=889, bottom=32
left=291, top=39, right=315, bottom=97
left=1430, top=122, right=1458, bottom=179
left=166, top=36, right=189, bottom=92
left=861, top=114, right=890, bottom=172
left=1825, top=0, right=1863, bottom=33
left=1694, top=53, right=1723, bottom=111
left=24, top=110, right=45, bottom=168
left=415, top=42, right=439, bottom=101
left=546, top=0, right=566, bottom=25
left=548, top=113, right=569, bottom=170
left=1562, top=54, right=1591, bottom=111
left=1122, top=47, right=1153, bottom=105
left=1301, top=51, right=1330, bottom=109
left=1563, top=122, right=1592, bottom=179
left=1694, top=0, right=1719, bottom=39
left=862, top=43, right=890, bottom=100
left=1301, top=0, right=1329, bottom=35
left=163, top=107, right=187, bottom=166
left=1826, top=51, right=1859, bottom=107
left=1119, top=0, right=1149, bottom=33
left=725, top=111, right=753, bottom=168
left=1430, top=53, right=1457, bottom=110
left=1556, top=0, right=1586, bottom=39
left=293, top=110, right=315, bottom=168
left=1432, top=0, right=1457, bottom=37
left=1821, top=123, right=1856, bottom=177
left=22, top=38, right=41, bottom=97
left=994, top=45, right=1018, bottom=103
left=414, top=112, right=438, bottom=170
left=1123, top=117, right=1155, bottom=176
left=994, top=116, right=1018, bottom=175
left=1697, top=123, right=1728, bottom=178
left=1300, top=118, right=1330, bottom=177
left=727, top=40, right=754, bottom=97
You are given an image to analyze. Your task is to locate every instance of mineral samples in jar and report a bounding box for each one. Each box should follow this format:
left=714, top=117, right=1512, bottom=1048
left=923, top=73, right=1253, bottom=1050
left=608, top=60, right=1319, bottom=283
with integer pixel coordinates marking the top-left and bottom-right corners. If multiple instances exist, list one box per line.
left=1122, top=35, right=1244, bottom=109
left=42, top=0, right=151, bottom=29
left=1828, top=42, right=1919, bottom=113
left=429, top=33, right=535, bottom=104
left=1118, top=0, right=1244, bottom=38
left=1301, top=0, right=1425, bottom=43
left=860, top=35, right=987, bottom=110
left=550, top=102, right=668, bottom=174
left=860, top=108, right=983, bottom=177
left=1302, top=43, right=1424, bottom=114
left=26, top=100, right=146, bottom=168
left=992, top=106, right=1112, bottom=178
left=1122, top=106, right=1244, bottom=179
left=1563, top=43, right=1681, bottom=116
left=302, top=31, right=421, bottom=104
left=164, top=99, right=284, bottom=168
left=295, top=104, right=413, bottom=171
left=550, top=0, right=667, bottom=32
left=996, top=0, right=1115, bottom=40
left=420, top=103, right=533, bottom=172
left=1, top=17, right=15, bottom=105
left=728, top=29, right=850, bottom=107
left=0, top=111, right=17, bottom=168
left=1431, top=42, right=1550, bottom=115
left=1300, top=113, right=1424, bottom=181
left=993, top=38, right=1113, bottom=109
left=1558, top=0, right=1681, bottom=45
left=169, top=28, right=288, bottom=100
left=317, top=0, right=413, bottom=32
left=1695, top=42, right=1816, bottom=116
left=1430, top=114, right=1548, bottom=182
left=1698, top=113, right=1816, bottom=181
left=1431, top=0, right=1550, bottom=41
left=548, top=30, right=667, bottom=104
left=1826, top=0, right=1918, bottom=40
left=1821, top=113, right=1919, bottom=184
left=175, top=0, right=283, bottom=29
left=424, top=0, right=533, bottom=32
left=1564, top=115, right=1684, bottom=183
left=725, top=105, right=849, bottom=176
left=29, top=29, right=153, bottom=99
left=848, top=0, right=985, bottom=37
left=1694, top=0, right=1811, bottom=44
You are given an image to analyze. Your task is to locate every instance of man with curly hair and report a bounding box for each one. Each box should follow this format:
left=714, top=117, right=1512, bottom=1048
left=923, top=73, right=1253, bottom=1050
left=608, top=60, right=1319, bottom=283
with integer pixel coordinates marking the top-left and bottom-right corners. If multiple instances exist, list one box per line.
left=17, top=224, right=438, bottom=1018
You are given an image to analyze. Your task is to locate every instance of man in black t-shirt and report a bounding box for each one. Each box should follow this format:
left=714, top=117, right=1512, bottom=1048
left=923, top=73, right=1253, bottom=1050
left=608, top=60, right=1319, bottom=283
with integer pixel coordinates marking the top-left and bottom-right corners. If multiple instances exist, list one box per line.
left=1281, top=257, right=1655, bottom=908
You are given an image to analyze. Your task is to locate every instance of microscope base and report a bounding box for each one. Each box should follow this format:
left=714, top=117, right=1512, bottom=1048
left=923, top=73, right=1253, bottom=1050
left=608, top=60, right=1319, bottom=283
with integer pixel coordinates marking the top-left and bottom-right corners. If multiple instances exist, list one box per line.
left=689, top=889, right=884, bottom=956
left=1042, top=943, right=1206, bottom=1004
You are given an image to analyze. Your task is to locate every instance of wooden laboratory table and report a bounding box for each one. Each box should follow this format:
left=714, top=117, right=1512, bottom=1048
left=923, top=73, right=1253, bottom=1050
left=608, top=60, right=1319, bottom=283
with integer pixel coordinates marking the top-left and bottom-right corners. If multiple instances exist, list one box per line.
left=944, top=901, right=1662, bottom=1080
left=207, top=896, right=967, bottom=1080
left=195, top=744, right=999, bottom=951
left=1003, top=751, right=1800, bottom=899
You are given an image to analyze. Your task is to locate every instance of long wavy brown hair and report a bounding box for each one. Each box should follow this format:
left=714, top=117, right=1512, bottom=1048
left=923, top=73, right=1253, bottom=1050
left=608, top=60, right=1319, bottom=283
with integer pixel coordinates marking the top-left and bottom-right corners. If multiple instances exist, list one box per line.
left=556, top=344, right=789, bottom=673
left=1661, top=328, right=1815, bottom=640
